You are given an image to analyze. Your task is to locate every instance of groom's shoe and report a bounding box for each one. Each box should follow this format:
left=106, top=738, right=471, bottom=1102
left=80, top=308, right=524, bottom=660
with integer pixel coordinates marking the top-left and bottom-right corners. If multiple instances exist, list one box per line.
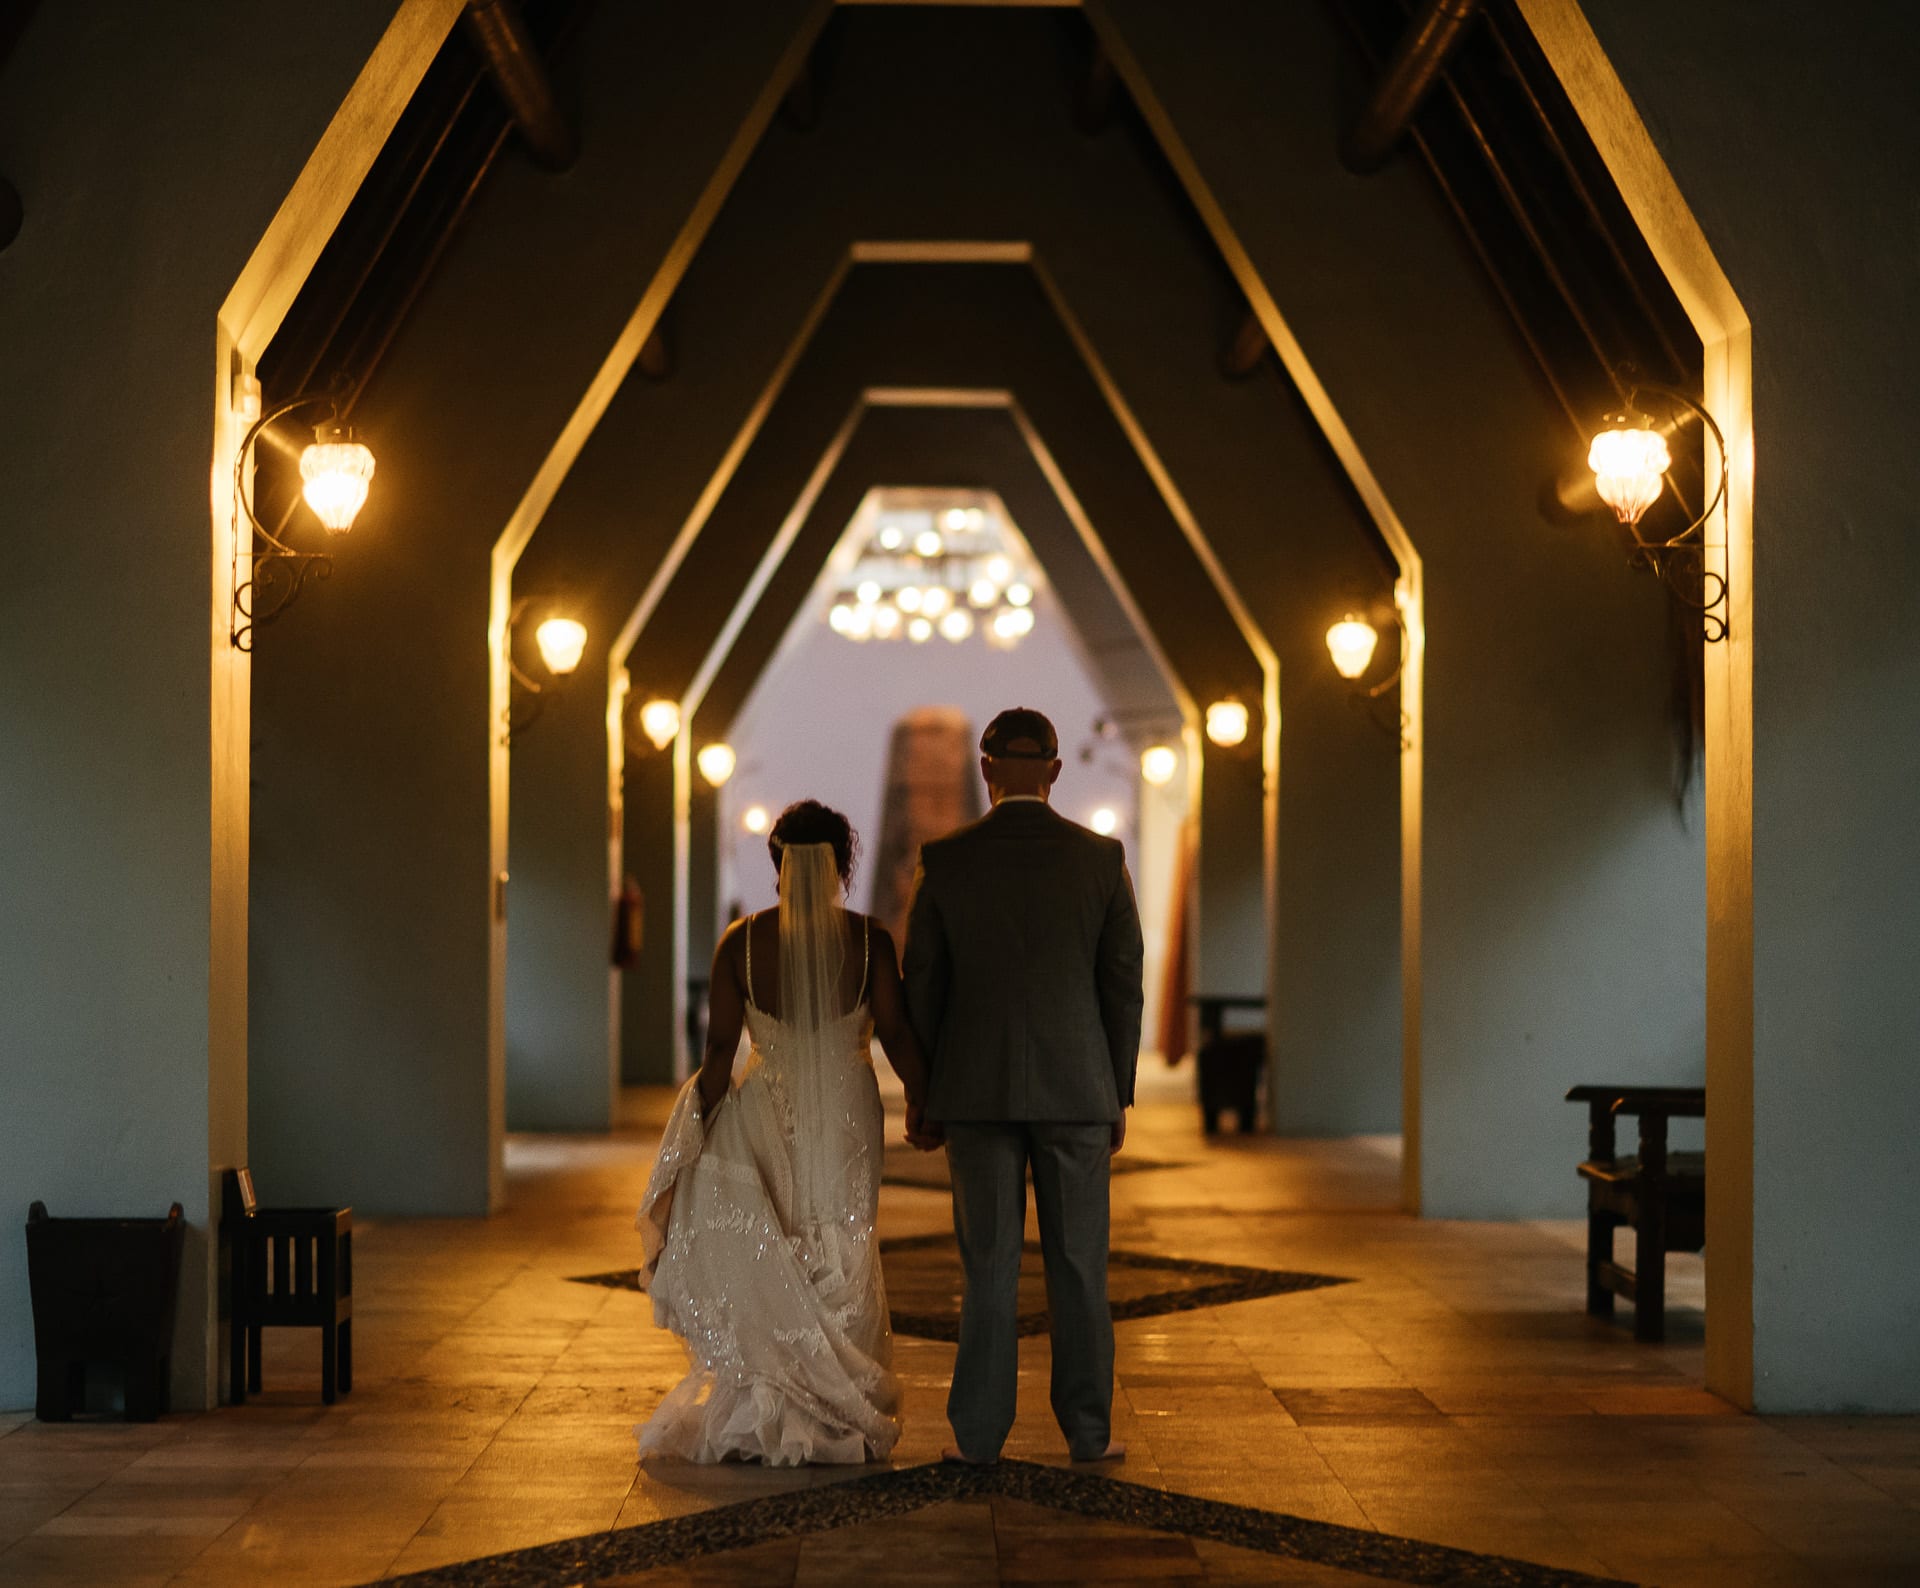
left=1070, top=1440, right=1126, bottom=1463
left=941, top=1445, right=998, bottom=1466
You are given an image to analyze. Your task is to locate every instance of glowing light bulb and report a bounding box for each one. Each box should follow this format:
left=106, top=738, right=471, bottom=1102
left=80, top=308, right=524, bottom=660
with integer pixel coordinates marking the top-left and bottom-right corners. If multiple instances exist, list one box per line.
left=829, top=603, right=855, bottom=634
left=914, top=530, right=944, bottom=558
left=942, top=509, right=969, bottom=532
left=907, top=617, right=934, bottom=644
left=299, top=423, right=375, bottom=533
left=1325, top=614, right=1379, bottom=681
left=742, top=804, right=770, bottom=835
left=1006, top=583, right=1033, bottom=608
left=856, top=580, right=882, bottom=605
left=872, top=605, right=902, bottom=639
left=921, top=585, right=952, bottom=617
left=639, top=698, right=680, bottom=750
left=878, top=527, right=904, bottom=551
left=1205, top=699, right=1249, bottom=749
left=1002, top=606, right=1034, bottom=637
left=985, top=556, right=1012, bottom=584
left=1090, top=807, right=1119, bottom=836
left=1588, top=423, right=1670, bottom=525
left=1140, top=745, right=1178, bottom=786
left=696, top=743, right=736, bottom=788
left=969, top=578, right=998, bottom=608
left=939, top=608, right=974, bottom=642
left=534, top=617, right=587, bottom=677
left=846, top=606, right=875, bottom=641
left=895, top=586, right=924, bottom=614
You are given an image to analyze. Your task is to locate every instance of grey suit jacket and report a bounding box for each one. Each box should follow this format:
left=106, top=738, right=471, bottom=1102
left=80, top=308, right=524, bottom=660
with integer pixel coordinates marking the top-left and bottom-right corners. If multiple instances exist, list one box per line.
left=902, top=799, right=1145, bottom=1123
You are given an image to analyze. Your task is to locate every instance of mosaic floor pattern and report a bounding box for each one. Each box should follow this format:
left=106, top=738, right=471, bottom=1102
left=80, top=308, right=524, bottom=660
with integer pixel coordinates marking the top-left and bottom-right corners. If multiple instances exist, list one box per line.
left=376, top=1459, right=1634, bottom=1587
left=879, top=1142, right=1187, bottom=1190
left=569, top=1233, right=1350, bottom=1343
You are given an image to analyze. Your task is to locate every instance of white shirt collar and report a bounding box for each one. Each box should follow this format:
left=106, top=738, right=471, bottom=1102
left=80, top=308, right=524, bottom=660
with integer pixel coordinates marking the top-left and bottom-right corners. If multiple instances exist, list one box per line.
left=995, top=795, right=1049, bottom=805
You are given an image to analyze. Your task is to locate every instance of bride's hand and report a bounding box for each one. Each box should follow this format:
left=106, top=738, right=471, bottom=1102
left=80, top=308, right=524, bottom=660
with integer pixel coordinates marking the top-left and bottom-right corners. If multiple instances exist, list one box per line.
left=905, top=1100, right=944, bottom=1152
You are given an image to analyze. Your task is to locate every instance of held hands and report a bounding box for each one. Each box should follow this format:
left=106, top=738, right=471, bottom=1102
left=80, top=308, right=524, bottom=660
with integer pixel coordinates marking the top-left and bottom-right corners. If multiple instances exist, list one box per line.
left=904, top=1099, right=945, bottom=1153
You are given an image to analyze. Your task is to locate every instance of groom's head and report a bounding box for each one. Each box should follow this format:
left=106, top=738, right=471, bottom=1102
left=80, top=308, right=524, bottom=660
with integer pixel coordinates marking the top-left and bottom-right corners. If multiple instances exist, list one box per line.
left=980, top=708, right=1061, bottom=801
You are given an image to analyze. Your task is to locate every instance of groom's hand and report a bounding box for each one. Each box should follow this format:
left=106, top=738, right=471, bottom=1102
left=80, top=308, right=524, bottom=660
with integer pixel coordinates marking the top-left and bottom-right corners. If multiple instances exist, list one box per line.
left=905, top=1100, right=944, bottom=1152
left=1110, top=1110, right=1128, bottom=1154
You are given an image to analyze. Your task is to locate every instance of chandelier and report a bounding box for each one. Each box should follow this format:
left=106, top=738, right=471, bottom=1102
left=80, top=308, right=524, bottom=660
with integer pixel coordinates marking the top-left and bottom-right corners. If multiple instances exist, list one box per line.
left=827, top=504, right=1039, bottom=650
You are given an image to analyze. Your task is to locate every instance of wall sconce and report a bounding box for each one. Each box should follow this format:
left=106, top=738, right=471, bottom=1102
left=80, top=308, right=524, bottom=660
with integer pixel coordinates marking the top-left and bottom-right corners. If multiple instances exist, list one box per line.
left=1326, top=608, right=1409, bottom=748
left=1587, top=374, right=1730, bottom=642
left=1204, top=699, right=1250, bottom=749
left=1325, top=614, right=1380, bottom=681
left=501, top=599, right=585, bottom=744
left=229, top=387, right=376, bottom=650
left=1140, top=744, right=1179, bottom=787
left=636, top=698, right=681, bottom=752
left=696, top=743, right=737, bottom=788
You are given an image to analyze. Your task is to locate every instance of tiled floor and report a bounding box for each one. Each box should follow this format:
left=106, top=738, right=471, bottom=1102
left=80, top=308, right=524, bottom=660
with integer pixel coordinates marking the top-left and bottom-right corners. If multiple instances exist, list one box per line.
left=3, top=1075, right=1917, bottom=1586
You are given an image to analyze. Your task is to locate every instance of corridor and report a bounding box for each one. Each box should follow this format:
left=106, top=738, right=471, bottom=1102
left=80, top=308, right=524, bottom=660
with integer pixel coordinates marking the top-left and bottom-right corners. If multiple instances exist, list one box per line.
left=4, top=1079, right=1914, bottom=1586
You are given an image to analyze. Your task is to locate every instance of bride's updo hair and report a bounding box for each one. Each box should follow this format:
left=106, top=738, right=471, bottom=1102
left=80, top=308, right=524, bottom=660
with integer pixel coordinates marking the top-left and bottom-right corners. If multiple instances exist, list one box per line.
left=769, top=800, right=858, bottom=887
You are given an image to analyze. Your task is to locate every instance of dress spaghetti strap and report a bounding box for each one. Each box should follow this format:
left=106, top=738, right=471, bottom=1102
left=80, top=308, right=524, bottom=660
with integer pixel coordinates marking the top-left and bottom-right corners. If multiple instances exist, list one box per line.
left=858, top=914, right=871, bottom=1004
left=743, top=911, right=760, bottom=1012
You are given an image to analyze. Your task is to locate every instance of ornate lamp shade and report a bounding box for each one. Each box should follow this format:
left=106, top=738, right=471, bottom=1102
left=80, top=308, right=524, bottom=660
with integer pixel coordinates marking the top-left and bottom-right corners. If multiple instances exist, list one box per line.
left=533, top=617, right=587, bottom=677
left=638, top=698, right=680, bottom=751
left=1588, top=423, right=1671, bottom=525
left=696, top=743, right=736, bottom=788
left=1140, top=744, right=1178, bottom=786
left=299, top=423, right=376, bottom=533
left=1205, top=699, right=1249, bottom=748
left=1326, top=614, right=1380, bottom=681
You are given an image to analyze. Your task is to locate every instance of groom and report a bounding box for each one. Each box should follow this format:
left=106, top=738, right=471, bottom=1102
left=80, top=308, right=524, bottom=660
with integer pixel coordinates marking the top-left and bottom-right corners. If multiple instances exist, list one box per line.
left=902, top=707, right=1145, bottom=1464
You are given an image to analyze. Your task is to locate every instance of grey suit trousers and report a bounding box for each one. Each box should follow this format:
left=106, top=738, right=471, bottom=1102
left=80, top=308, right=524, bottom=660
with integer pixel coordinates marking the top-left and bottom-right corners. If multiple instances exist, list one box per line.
left=944, top=1122, right=1113, bottom=1461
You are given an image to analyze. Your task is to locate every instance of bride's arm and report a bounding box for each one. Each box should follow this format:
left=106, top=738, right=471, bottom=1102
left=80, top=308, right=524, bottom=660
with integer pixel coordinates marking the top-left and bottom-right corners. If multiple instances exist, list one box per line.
left=867, top=924, right=930, bottom=1110
left=697, top=923, right=747, bottom=1121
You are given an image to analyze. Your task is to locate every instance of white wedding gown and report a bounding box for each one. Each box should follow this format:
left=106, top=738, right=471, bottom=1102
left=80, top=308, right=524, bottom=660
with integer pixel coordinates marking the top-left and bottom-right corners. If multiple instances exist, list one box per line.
left=633, top=916, right=901, bottom=1466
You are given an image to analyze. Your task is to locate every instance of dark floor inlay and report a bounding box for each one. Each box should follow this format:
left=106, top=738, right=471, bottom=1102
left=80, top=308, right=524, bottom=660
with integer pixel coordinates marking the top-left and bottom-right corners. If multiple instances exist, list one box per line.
left=569, top=1236, right=1350, bottom=1342
left=880, top=1143, right=1187, bottom=1189
left=372, top=1458, right=1638, bottom=1588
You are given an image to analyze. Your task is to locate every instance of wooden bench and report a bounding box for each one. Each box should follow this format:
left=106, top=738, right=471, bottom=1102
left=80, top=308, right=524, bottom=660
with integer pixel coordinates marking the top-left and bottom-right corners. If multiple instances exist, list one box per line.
left=1566, top=1084, right=1705, bottom=1341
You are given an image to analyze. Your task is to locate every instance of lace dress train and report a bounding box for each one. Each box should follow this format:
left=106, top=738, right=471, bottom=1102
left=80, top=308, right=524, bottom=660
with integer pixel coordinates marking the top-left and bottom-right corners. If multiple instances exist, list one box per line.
left=633, top=1001, right=900, bottom=1466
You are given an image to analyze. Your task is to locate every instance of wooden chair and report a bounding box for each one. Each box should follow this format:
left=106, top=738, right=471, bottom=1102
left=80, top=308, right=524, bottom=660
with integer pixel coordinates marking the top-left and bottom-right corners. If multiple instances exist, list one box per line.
left=1190, top=995, right=1267, bottom=1135
left=222, top=1168, right=353, bottom=1404
left=1566, top=1085, right=1705, bottom=1341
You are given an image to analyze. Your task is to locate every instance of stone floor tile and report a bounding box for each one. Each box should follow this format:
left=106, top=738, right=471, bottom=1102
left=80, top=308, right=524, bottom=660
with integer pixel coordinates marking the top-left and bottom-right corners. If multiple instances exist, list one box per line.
left=0, top=1094, right=1915, bottom=1587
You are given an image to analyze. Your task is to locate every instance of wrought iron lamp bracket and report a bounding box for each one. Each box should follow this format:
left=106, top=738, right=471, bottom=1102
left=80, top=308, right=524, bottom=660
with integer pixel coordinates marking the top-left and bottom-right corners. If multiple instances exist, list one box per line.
left=500, top=596, right=564, bottom=745
left=229, top=390, right=347, bottom=652
left=1608, top=377, right=1731, bottom=644
left=1346, top=608, right=1411, bottom=750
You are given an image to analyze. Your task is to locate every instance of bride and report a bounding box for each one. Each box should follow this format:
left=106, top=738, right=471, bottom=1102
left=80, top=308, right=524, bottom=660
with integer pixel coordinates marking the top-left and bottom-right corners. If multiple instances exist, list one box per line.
left=634, top=800, right=932, bottom=1466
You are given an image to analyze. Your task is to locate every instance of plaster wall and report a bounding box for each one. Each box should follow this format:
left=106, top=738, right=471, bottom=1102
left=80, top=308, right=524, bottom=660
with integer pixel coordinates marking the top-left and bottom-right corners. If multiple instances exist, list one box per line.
left=0, top=1, right=403, bottom=1410
left=506, top=641, right=616, bottom=1129
left=250, top=0, right=818, bottom=1210
left=1574, top=0, right=1920, bottom=1411
left=1100, top=0, right=1706, bottom=1211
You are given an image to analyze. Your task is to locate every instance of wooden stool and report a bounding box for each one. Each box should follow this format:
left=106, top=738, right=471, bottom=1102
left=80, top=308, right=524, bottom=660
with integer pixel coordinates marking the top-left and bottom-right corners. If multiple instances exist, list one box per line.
left=223, top=1169, right=353, bottom=1404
